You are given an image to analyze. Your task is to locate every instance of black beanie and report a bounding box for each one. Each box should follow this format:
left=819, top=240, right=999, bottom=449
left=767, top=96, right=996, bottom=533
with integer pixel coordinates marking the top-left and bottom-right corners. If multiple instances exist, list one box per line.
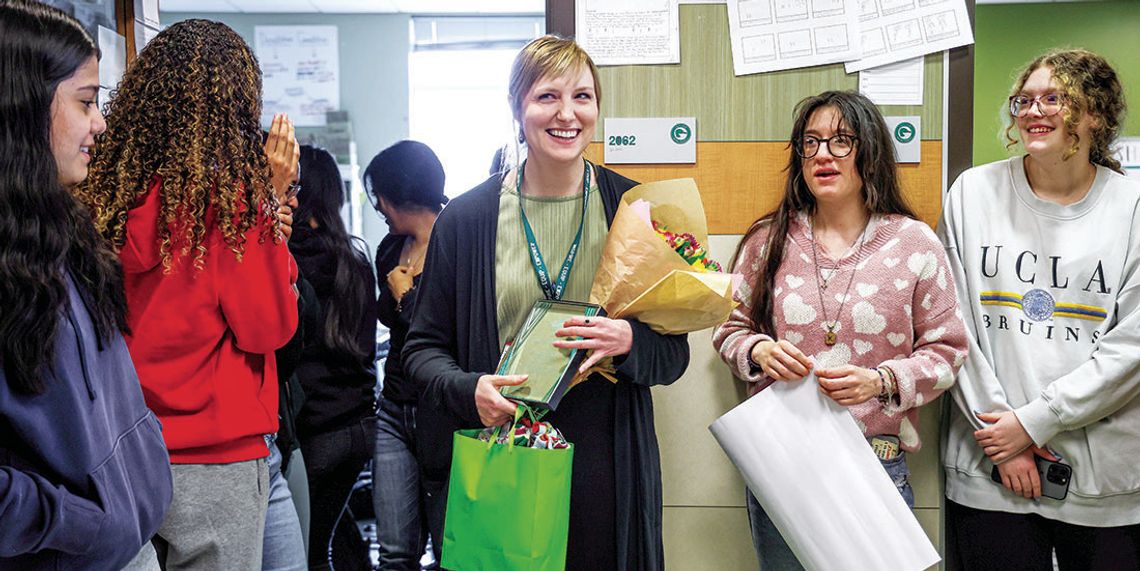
left=364, top=140, right=448, bottom=210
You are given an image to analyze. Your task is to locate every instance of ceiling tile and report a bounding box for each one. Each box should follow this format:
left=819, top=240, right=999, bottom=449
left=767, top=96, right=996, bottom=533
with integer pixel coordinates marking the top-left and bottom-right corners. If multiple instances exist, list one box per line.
left=226, top=0, right=318, bottom=12
left=310, top=0, right=399, bottom=12
left=161, top=0, right=239, bottom=12
left=391, top=0, right=542, bottom=13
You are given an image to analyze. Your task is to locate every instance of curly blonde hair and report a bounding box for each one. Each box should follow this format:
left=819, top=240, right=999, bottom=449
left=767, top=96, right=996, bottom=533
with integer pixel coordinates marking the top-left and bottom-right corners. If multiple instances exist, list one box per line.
left=1003, top=49, right=1127, bottom=173
left=77, top=19, right=278, bottom=270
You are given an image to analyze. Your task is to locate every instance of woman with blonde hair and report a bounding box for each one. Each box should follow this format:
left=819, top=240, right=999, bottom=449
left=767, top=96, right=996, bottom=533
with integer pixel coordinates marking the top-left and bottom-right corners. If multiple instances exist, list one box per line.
left=940, top=48, right=1140, bottom=569
left=78, top=19, right=300, bottom=569
left=403, top=35, right=689, bottom=570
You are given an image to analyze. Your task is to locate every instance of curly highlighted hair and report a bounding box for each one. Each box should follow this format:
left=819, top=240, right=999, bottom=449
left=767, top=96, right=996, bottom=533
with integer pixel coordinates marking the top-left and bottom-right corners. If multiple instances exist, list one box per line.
left=76, top=19, right=277, bottom=270
left=1003, top=49, right=1127, bottom=173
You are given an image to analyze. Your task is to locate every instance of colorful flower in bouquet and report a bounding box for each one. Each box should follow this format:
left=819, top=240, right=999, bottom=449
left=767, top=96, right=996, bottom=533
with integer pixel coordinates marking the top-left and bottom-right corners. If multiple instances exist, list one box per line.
left=652, top=220, right=723, bottom=272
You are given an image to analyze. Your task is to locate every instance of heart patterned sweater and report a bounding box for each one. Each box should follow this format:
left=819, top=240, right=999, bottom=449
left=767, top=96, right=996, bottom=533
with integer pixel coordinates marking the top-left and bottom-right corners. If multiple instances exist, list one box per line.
left=713, top=213, right=969, bottom=451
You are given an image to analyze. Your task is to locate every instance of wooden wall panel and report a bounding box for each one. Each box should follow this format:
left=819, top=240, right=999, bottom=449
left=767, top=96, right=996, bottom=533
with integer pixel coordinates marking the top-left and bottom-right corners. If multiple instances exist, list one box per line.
left=595, top=5, right=944, bottom=142
left=587, top=141, right=944, bottom=234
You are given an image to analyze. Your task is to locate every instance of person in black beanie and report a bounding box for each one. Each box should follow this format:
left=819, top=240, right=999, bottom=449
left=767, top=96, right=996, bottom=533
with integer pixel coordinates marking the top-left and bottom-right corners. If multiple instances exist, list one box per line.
left=289, top=145, right=379, bottom=571
left=365, top=140, right=448, bottom=570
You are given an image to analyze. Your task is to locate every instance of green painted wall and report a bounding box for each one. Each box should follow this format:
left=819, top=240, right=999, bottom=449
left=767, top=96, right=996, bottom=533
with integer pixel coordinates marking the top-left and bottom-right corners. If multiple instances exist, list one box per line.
left=598, top=4, right=943, bottom=142
left=974, top=1, right=1140, bottom=165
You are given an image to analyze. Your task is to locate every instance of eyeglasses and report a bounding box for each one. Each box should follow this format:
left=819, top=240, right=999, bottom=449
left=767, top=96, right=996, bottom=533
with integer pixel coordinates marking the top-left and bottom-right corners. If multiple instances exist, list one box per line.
left=1009, top=93, right=1065, bottom=118
left=796, top=134, right=857, bottom=159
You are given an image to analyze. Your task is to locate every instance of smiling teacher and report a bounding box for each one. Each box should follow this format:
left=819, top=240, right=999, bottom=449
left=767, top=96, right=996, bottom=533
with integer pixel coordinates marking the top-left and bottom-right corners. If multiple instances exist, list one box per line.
left=402, top=35, right=689, bottom=571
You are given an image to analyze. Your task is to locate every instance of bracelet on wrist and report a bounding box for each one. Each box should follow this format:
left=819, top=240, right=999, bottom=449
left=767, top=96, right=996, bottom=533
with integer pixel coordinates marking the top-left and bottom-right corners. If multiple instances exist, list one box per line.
left=747, top=339, right=766, bottom=371
left=876, top=366, right=896, bottom=405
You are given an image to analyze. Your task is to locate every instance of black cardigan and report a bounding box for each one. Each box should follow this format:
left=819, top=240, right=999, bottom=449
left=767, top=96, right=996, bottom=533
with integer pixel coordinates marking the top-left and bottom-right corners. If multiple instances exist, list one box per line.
left=403, top=166, right=690, bottom=571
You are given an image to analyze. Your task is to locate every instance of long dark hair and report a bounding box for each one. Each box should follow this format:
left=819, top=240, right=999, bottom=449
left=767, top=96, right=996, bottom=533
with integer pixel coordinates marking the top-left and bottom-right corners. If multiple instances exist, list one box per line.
left=293, top=146, right=372, bottom=360
left=734, top=90, right=917, bottom=337
left=0, top=0, right=128, bottom=394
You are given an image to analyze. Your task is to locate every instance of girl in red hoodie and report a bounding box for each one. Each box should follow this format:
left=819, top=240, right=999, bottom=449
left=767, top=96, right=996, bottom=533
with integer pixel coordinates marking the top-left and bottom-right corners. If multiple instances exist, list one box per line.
left=77, top=19, right=299, bottom=570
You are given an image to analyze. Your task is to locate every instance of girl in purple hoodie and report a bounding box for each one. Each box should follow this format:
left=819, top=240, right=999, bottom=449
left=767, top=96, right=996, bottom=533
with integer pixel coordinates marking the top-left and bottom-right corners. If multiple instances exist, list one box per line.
left=0, top=2, right=172, bottom=569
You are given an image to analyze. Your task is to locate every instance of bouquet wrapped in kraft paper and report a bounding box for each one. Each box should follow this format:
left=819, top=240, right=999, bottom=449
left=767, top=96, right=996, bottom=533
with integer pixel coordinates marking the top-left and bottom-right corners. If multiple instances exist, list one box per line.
left=588, top=178, right=741, bottom=336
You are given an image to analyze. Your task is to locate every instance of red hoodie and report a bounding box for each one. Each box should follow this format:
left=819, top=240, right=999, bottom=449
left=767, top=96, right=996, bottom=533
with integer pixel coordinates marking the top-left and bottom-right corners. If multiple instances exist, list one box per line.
left=119, top=178, right=298, bottom=464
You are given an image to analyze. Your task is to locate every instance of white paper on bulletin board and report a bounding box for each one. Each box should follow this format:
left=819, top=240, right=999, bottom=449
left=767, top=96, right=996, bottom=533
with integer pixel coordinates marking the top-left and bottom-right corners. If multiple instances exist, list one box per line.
left=96, top=25, right=126, bottom=90
left=576, top=0, right=680, bottom=66
left=844, top=0, right=973, bottom=73
left=726, top=0, right=862, bottom=76
left=255, top=25, right=340, bottom=127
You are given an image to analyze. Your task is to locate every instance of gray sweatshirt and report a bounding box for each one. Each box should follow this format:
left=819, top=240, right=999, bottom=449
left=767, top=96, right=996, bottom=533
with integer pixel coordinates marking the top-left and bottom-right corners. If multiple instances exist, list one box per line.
left=938, top=156, right=1140, bottom=527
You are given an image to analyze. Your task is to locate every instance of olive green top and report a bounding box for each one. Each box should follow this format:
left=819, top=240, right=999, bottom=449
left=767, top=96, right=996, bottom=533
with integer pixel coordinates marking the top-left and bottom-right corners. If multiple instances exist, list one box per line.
left=495, top=167, right=607, bottom=350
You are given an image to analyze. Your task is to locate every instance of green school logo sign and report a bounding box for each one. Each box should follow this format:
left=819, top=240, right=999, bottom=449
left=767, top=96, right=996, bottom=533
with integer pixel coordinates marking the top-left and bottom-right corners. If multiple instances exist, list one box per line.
left=894, top=121, right=916, bottom=144
left=670, top=123, right=692, bottom=144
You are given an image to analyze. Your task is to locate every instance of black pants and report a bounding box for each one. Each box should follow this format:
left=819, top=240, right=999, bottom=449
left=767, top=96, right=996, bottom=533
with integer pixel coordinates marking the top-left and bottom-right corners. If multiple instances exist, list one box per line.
left=544, top=378, right=618, bottom=571
left=946, top=499, right=1140, bottom=571
left=301, top=417, right=377, bottom=571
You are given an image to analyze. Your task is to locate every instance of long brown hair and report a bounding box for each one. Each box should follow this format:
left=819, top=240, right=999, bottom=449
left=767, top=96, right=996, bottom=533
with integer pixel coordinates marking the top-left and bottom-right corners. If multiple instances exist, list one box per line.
left=1, top=0, right=128, bottom=394
left=77, top=19, right=277, bottom=270
left=1003, top=49, right=1126, bottom=173
left=733, top=91, right=916, bottom=337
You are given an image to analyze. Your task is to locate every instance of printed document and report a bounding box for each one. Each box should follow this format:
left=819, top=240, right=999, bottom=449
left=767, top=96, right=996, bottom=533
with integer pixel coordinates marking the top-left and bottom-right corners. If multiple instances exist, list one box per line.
left=576, top=0, right=681, bottom=66
left=726, top=0, right=861, bottom=75
left=845, top=0, right=972, bottom=72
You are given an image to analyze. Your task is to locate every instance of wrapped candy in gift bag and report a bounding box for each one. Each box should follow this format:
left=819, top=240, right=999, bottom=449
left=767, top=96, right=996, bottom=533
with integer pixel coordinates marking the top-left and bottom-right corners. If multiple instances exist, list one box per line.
left=442, top=407, right=573, bottom=571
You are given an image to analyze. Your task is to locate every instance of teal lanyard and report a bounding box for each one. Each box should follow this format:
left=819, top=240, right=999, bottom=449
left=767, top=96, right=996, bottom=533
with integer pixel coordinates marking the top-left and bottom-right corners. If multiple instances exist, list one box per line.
left=516, top=159, right=592, bottom=301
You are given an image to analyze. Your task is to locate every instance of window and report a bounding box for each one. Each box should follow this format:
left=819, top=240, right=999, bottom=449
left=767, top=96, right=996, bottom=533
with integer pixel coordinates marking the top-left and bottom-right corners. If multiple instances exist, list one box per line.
left=409, top=17, right=543, bottom=197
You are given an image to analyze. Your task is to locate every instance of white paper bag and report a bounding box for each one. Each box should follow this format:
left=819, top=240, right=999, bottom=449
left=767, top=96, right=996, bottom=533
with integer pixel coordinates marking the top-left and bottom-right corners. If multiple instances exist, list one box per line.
left=708, top=373, right=940, bottom=571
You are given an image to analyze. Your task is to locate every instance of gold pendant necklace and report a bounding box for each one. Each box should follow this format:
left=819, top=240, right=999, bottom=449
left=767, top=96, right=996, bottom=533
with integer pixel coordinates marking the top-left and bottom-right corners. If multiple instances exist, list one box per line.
left=811, top=218, right=870, bottom=346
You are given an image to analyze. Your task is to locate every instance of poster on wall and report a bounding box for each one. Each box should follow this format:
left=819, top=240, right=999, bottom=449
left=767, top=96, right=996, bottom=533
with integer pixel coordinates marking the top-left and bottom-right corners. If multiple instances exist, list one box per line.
left=41, top=0, right=115, bottom=42
left=844, top=0, right=973, bottom=73
left=96, top=26, right=126, bottom=88
left=255, top=25, right=340, bottom=127
left=576, top=0, right=681, bottom=66
left=725, top=0, right=862, bottom=75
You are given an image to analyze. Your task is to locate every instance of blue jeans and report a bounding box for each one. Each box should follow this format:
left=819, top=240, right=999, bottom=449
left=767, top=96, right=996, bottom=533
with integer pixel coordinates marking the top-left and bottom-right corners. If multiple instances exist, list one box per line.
left=746, top=452, right=914, bottom=571
left=262, top=436, right=306, bottom=571
left=373, top=398, right=433, bottom=570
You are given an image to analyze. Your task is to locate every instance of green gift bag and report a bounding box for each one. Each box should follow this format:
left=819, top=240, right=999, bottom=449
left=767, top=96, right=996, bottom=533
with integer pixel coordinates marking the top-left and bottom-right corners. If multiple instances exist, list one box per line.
left=441, top=415, right=574, bottom=571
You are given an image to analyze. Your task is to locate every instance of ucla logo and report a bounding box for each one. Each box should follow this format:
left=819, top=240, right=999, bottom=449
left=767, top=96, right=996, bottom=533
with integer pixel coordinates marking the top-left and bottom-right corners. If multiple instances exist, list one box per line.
left=1021, top=289, right=1055, bottom=322
left=980, top=289, right=1107, bottom=322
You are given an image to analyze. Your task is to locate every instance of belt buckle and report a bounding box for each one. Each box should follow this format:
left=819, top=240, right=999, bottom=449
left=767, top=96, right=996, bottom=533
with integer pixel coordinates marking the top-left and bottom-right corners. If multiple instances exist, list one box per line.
left=870, top=436, right=900, bottom=460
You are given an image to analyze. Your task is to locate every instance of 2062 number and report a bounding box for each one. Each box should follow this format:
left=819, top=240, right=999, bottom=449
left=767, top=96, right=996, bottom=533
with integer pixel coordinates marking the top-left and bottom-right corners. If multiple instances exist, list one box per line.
left=608, top=135, right=637, bottom=146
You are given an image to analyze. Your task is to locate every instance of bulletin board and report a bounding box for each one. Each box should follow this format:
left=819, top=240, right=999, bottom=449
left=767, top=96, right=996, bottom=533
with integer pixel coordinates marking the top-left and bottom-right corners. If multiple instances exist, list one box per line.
left=551, top=2, right=950, bottom=234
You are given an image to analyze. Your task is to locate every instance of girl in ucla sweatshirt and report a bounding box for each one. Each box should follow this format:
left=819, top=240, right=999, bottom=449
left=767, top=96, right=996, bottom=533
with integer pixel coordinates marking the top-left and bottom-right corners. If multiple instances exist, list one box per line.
left=939, top=49, right=1140, bottom=568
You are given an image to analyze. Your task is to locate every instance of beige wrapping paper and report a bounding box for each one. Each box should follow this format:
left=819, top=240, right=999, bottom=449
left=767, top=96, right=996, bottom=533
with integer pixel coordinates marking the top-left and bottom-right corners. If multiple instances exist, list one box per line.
left=588, top=178, right=741, bottom=335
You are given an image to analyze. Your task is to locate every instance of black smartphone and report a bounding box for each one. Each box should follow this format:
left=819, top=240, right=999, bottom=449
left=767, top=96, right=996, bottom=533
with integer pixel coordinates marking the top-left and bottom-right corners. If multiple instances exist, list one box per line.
left=990, top=456, right=1072, bottom=500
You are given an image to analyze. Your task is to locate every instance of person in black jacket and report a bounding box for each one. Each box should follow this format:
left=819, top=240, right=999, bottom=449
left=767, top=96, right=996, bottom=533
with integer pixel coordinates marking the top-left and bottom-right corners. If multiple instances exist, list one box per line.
left=289, top=145, right=378, bottom=571
left=403, top=36, right=689, bottom=571
left=0, top=1, right=172, bottom=568
left=366, top=140, right=448, bottom=570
